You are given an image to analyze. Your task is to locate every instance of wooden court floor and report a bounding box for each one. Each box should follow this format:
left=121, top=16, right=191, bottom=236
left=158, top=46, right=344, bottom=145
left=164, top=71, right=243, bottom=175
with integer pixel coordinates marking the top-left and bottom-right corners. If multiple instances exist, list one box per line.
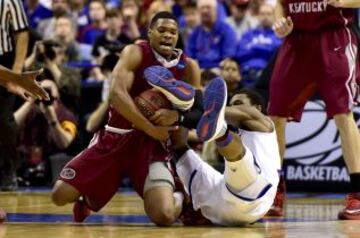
left=1, top=190, right=360, bottom=238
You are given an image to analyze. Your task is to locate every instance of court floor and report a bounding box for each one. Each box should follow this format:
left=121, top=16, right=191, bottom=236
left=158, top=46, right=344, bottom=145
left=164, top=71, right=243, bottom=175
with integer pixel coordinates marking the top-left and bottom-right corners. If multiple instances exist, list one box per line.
left=0, top=190, right=359, bottom=238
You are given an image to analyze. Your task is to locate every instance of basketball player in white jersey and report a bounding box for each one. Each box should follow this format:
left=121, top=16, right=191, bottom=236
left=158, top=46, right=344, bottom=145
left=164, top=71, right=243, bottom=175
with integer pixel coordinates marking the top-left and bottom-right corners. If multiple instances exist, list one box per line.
left=175, top=77, right=281, bottom=226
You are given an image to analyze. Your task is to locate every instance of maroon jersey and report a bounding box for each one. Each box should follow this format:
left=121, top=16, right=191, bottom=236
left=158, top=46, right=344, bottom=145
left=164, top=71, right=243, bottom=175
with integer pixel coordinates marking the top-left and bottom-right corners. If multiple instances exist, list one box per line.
left=107, top=41, right=188, bottom=129
left=284, top=0, right=354, bottom=31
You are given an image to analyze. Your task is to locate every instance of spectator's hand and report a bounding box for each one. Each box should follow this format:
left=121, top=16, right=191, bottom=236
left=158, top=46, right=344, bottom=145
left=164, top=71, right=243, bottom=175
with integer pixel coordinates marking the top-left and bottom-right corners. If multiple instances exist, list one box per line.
left=145, top=125, right=179, bottom=141
left=123, top=7, right=137, bottom=21
left=273, top=17, right=293, bottom=38
left=327, top=0, right=343, bottom=7
left=43, top=104, right=58, bottom=123
left=149, top=109, right=179, bottom=126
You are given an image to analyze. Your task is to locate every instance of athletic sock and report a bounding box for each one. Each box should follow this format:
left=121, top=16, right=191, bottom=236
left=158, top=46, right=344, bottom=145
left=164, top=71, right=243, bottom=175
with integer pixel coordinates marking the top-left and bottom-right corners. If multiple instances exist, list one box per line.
left=350, top=173, right=360, bottom=193
left=215, top=129, right=233, bottom=148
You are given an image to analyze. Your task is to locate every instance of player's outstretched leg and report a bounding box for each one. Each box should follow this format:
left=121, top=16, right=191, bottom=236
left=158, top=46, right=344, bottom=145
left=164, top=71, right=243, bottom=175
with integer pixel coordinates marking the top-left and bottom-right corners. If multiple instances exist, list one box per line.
left=196, top=77, right=227, bottom=142
left=144, top=65, right=195, bottom=110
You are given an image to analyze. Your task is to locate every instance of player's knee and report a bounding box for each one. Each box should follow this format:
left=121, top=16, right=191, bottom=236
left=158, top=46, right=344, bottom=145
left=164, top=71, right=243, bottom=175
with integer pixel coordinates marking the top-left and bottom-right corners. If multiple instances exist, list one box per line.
left=149, top=207, right=176, bottom=226
left=51, top=180, right=79, bottom=206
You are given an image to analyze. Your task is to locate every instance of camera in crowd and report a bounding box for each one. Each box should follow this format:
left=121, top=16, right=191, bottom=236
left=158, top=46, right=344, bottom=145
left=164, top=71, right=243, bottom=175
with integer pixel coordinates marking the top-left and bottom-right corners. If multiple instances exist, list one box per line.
left=37, top=40, right=62, bottom=62
left=35, top=87, right=56, bottom=106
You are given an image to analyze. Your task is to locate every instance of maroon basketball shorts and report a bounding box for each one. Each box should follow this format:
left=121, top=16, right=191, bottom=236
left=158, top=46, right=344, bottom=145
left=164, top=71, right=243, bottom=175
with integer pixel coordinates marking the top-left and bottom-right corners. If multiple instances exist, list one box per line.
left=269, top=27, right=360, bottom=121
left=59, top=129, right=169, bottom=211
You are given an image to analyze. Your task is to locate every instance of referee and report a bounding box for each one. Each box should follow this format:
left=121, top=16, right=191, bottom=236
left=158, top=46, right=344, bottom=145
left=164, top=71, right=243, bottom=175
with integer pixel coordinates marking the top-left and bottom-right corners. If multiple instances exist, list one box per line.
left=0, top=0, right=29, bottom=191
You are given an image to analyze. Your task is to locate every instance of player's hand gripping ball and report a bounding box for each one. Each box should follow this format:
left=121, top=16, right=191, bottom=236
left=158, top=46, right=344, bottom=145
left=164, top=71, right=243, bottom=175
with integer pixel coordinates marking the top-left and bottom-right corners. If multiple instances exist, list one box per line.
left=134, top=89, right=172, bottom=118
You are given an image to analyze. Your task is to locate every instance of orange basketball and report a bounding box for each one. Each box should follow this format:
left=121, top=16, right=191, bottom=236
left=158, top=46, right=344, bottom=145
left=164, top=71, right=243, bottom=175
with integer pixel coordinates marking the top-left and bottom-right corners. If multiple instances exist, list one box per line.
left=134, top=89, right=172, bottom=118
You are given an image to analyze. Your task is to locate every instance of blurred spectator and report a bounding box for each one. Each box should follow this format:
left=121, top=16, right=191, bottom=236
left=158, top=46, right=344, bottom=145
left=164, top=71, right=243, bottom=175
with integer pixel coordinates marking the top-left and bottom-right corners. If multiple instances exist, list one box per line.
left=187, top=0, right=236, bottom=69
left=24, top=0, right=53, bottom=29
left=54, top=16, right=80, bottom=62
left=200, top=68, right=218, bottom=87
left=220, top=58, right=243, bottom=95
left=179, top=2, right=200, bottom=49
left=37, top=0, right=71, bottom=39
left=78, top=0, right=107, bottom=44
left=86, top=53, right=119, bottom=133
left=15, top=79, right=77, bottom=185
left=91, top=9, right=133, bottom=81
left=226, top=0, right=259, bottom=40
left=25, top=41, right=81, bottom=114
left=235, top=3, right=281, bottom=86
left=120, top=0, right=141, bottom=40
left=69, top=0, right=90, bottom=33
left=172, top=0, right=188, bottom=19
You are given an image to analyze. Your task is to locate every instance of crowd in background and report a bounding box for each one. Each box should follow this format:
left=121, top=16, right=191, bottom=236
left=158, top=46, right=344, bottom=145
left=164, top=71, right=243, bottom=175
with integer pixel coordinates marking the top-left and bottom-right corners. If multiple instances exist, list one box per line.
left=2, top=0, right=359, bottom=190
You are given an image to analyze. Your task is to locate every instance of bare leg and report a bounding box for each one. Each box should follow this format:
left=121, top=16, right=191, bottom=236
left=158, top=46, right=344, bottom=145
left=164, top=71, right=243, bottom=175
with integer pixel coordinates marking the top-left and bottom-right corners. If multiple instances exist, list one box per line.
left=143, top=186, right=182, bottom=226
left=334, top=113, right=360, bottom=173
left=51, top=180, right=81, bottom=206
left=270, top=116, right=287, bottom=162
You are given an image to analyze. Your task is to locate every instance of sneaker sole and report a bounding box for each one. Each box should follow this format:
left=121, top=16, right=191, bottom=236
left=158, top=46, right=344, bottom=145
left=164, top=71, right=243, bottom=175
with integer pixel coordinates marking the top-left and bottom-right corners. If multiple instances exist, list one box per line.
left=144, top=66, right=195, bottom=110
left=338, top=210, right=360, bottom=220
left=196, top=77, right=227, bottom=142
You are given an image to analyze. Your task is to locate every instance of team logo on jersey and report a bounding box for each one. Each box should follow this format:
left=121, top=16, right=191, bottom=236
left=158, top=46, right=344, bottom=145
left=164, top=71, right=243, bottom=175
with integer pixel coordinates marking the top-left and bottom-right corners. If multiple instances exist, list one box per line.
left=285, top=101, right=360, bottom=165
left=177, top=60, right=185, bottom=70
left=60, top=168, right=76, bottom=180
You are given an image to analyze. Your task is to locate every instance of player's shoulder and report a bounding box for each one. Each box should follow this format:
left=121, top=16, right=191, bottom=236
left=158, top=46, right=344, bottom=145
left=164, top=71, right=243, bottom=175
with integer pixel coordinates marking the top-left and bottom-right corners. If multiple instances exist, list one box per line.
left=120, top=43, right=143, bottom=64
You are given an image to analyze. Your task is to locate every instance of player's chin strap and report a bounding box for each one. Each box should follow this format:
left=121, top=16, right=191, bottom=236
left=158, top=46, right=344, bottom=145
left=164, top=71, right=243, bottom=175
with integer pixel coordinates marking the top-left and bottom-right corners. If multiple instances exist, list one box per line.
left=152, top=48, right=183, bottom=68
left=178, top=89, right=204, bottom=129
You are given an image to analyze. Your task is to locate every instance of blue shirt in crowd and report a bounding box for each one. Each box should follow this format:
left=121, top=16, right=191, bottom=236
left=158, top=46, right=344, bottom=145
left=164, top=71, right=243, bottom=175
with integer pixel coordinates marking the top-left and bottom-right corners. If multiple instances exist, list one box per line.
left=235, top=27, right=282, bottom=74
left=24, top=2, right=53, bottom=29
left=186, top=19, right=237, bottom=69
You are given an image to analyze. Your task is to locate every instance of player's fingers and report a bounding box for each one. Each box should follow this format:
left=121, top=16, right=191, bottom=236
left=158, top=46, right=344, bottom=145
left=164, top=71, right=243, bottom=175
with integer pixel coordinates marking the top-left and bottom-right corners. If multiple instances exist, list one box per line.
left=149, top=111, right=161, bottom=121
left=286, top=17, right=293, bottom=28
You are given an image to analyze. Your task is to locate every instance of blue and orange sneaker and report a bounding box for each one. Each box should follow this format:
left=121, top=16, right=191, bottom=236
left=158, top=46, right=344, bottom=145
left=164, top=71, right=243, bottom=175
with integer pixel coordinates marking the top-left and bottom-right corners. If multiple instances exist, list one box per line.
left=144, top=65, right=195, bottom=110
left=196, top=77, right=227, bottom=142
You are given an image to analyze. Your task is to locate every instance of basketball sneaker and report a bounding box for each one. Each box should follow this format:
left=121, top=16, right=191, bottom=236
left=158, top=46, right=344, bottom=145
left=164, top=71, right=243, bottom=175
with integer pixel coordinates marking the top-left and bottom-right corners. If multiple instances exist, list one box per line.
left=196, top=77, right=227, bottom=142
left=266, top=176, right=286, bottom=217
left=73, top=197, right=91, bottom=222
left=143, top=65, right=195, bottom=110
left=338, top=193, right=360, bottom=220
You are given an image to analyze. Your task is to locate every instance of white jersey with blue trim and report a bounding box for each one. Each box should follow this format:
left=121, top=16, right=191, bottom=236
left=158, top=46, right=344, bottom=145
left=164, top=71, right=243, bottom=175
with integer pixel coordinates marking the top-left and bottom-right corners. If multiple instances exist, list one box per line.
left=177, top=128, right=281, bottom=226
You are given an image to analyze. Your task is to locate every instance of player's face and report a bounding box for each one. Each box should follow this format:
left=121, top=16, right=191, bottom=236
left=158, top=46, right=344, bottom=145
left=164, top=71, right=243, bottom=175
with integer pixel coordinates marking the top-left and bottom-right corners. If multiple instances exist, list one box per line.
left=149, top=19, right=179, bottom=57
left=229, top=94, right=252, bottom=107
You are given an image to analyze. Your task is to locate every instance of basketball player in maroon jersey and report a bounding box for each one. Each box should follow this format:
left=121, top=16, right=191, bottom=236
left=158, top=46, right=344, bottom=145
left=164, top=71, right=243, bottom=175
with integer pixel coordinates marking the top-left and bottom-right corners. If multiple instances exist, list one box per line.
left=50, top=12, right=202, bottom=226
left=267, top=0, right=360, bottom=219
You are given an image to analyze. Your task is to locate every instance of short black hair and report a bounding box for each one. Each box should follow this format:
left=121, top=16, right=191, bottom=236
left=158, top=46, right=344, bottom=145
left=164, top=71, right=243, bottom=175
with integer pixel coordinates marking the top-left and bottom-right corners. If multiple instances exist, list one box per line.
left=232, top=88, right=266, bottom=113
left=149, top=11, right=178, bottom=28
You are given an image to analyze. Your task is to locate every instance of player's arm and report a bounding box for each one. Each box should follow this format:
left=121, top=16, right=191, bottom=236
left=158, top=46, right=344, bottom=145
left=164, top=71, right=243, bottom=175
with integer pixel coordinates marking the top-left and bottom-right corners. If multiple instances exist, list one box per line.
left=225, top=105, right=274, bottom=133
left=327, top=0, right=360, bottom=8
left=110, top=45, right=173, bottom=141
left=273, top=0, right=293, bottom=38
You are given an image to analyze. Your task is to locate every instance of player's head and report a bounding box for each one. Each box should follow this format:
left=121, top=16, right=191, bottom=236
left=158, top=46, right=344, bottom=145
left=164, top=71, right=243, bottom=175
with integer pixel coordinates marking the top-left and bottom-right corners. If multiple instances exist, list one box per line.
left=229, top=88, right=266, bottom=113
left=148, top=11, right=179, bottom=57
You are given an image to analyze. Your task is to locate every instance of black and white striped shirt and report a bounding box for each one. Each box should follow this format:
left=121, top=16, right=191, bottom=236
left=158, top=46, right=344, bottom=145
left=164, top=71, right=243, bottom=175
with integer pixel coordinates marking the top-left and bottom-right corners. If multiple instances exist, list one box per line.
left=0, top=0, right=28, bottom=56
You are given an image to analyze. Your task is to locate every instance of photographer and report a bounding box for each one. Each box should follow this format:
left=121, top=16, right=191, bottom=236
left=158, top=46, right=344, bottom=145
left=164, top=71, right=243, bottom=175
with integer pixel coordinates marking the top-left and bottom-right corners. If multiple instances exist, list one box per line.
left=91, top=9, right=133, bottom=81
left=14, top=79, right=77, bottom=184
left=24, top=40, right=81, bottom=114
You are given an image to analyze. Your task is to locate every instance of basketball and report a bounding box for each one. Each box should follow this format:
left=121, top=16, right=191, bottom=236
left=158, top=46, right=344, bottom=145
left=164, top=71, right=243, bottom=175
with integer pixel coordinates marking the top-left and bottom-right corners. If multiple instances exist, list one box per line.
left=134, top=89, right=172, bottom=118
